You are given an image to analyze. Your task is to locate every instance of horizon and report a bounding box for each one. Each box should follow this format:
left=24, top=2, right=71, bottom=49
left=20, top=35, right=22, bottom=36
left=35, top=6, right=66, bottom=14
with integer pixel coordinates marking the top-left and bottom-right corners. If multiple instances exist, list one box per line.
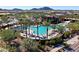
left=0, top=6, right=79, bottom=10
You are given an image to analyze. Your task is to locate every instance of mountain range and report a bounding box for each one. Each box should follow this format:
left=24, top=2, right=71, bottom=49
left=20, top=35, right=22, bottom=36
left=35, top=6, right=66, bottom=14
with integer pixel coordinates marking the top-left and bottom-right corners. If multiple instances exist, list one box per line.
left=31, top=7, right=53, bottom=10
left=0, top=7, right=53, bottom=11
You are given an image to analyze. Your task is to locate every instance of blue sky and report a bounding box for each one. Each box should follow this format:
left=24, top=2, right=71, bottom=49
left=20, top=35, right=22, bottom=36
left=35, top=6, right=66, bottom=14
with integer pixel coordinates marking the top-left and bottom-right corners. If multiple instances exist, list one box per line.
left=0, top=6, right=79, bottom=10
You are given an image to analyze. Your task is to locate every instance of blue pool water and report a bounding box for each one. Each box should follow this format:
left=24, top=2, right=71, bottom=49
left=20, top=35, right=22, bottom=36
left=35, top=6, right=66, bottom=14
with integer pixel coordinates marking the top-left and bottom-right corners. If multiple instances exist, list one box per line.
left=30, top=26, right=52, bottom=36
left=14, top=25, right=53, bottom=36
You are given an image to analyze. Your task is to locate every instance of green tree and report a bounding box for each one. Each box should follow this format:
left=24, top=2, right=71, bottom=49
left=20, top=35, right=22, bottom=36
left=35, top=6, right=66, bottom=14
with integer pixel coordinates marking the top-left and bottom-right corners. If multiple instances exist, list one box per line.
left=20, top=38, right=39, bottom=52
left=0, top=29, right=19, bottom=41
left=50, top=37, right=63, bottom=45
left=67, top=22, right=79, bottom=33
left=56, top=24, right=65, bottom=33
left=63, top=31, right=71, bottom=38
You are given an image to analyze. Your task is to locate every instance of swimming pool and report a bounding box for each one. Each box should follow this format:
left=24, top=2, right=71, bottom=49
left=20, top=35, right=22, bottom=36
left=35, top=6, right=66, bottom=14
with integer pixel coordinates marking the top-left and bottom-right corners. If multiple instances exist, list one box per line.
left=14, top=25, right=53, bottom=36
left=30, top=25, right=52, bottom=36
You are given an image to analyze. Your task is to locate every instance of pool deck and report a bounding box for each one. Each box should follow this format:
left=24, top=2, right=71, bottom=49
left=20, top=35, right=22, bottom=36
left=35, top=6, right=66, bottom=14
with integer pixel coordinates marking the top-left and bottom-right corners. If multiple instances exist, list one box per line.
left=44, top=29, right=59, bottom=39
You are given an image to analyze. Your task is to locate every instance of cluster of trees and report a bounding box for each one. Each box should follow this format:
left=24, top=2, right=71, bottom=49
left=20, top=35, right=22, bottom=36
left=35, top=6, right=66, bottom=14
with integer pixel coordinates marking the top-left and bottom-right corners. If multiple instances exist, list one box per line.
left=0, top=29, right=20, bottom=52
left=67, top=22, right=79, bottom=33
left=19, top=38, right=39, bottom=52
left=50, top=36, right=63, bottom=45
left=60, top=21, right=79, bottom=40
left=0, top=29, right=41, bottom=52
left=0, top=29, right=19, bottom=41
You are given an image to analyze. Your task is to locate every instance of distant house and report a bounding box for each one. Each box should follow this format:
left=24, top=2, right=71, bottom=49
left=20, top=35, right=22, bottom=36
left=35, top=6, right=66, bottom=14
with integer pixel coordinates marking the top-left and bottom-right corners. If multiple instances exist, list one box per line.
left=41, top=16, right=61, bottom=24
left=30, top=15, right=61, bottom=24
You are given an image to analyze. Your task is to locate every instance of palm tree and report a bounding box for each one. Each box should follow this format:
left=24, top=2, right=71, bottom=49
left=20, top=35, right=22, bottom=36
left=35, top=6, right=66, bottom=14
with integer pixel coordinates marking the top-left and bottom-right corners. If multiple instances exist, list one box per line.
left=44, top=21, right=49, bottom=39
left=19, top=20, right=23, bottom=30
left=37, top=22, right=39, bottom=37
left=47, top=25, right=48, bottom=39
left=27, top=20, right=32, bottom=38
left=56, top=24, right=64, bottom=33
left=19, top=19, right=28, bottom=38
left=28, top=23, right=30, bottom=37
left=24, top=19, right=33, bottom=38
left=34, top=16, right=40, bottom=39
left=34, top=20, right=39, bottom=39
left=23, top=21, right=28, bottom=38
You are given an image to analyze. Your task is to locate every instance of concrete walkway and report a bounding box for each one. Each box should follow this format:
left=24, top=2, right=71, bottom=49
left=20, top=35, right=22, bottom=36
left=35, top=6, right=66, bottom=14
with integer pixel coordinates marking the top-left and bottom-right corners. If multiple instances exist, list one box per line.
left=66, top=35, right=79, bottom=45
left=50, top=35, right=79, bottom=52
